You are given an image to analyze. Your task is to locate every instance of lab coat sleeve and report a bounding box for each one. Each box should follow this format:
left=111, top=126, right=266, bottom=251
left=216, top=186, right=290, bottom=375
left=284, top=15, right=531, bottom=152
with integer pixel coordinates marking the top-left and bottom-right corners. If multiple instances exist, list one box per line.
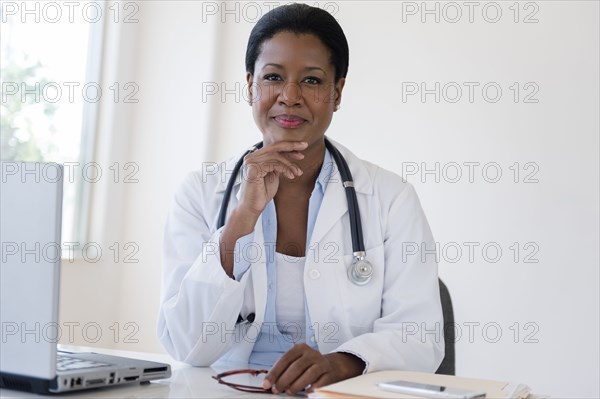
left=332, top=175, right=445, bottom=373
left=156, top=172, right=250, bottom=366
left=233, top=232, right=256, bottom=281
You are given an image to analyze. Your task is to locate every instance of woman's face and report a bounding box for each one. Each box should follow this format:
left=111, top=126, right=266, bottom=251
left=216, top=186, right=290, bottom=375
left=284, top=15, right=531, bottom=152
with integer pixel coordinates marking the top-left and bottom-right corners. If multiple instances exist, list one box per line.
left=247, top=31, right=345, bottom=147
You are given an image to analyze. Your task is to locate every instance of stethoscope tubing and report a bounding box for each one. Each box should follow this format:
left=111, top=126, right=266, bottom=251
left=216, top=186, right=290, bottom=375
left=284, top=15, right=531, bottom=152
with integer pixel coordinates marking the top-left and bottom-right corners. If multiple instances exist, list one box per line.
left=325, top=139, right=365, bottom=254
left=217, top=141, right=264, bottom=229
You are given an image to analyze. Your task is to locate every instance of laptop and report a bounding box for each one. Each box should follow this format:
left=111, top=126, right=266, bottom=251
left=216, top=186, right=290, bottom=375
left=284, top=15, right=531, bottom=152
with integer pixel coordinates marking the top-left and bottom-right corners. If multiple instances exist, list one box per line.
left=0, top=161, right=171, bottom=394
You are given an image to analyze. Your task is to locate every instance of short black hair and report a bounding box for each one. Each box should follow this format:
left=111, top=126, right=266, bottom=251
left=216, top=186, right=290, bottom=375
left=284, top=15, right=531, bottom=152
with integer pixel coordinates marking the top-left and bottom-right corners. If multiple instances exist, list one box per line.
left=245, top=3, right=349, bottom=83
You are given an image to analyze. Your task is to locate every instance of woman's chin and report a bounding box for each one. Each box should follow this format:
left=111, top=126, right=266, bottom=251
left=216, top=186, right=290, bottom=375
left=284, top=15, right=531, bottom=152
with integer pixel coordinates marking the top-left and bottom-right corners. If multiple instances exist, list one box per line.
left=263, top=131, right=307, bottom=144
left=262, top=128, right=327, bottom=146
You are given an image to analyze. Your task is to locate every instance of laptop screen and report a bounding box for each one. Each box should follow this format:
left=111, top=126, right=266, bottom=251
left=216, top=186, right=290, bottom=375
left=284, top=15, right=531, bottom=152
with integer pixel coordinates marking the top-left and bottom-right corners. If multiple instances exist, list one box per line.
left=1, top=161, right=64, bottom=379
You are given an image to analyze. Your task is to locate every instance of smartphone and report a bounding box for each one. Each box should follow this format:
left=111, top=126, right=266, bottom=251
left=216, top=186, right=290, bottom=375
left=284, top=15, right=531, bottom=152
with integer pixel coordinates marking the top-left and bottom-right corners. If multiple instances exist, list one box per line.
left=377, top=380, right=486, bottom=399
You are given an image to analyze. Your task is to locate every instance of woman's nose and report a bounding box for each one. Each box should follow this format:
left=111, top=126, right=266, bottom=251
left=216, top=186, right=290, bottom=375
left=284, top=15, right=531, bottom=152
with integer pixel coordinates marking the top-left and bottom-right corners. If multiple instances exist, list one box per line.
left=277, top=82, right=303, bottom=107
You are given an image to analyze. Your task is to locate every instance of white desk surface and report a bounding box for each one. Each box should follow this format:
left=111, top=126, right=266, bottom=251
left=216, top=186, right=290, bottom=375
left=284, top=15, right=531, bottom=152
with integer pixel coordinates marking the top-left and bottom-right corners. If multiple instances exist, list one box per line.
left=1, top=346, right=545, bottom=399
left=0, top=345, right=274, bottom=398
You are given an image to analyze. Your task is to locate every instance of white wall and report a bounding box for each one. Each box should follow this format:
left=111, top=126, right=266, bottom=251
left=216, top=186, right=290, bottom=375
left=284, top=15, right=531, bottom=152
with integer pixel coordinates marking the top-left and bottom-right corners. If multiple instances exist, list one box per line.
left=59, top=1, right=599, bottom=397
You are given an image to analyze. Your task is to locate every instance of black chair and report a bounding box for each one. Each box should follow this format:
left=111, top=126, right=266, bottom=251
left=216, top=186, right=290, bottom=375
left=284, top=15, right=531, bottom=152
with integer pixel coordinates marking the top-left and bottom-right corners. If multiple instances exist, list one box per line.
left=435, top=278, right=455, bottom=375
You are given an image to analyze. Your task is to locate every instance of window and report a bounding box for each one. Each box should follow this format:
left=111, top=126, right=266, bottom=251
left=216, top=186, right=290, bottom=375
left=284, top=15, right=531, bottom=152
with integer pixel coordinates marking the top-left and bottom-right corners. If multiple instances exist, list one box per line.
left=1, top=1, right=105, bottom=243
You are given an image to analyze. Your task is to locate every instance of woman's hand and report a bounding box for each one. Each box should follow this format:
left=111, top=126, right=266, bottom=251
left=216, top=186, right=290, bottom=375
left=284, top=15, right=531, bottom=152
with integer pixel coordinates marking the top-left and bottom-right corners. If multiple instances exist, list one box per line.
left=219, top=140, right=307, bottom=276
left=237, top=140, right=307, bottom=217
left=262, top=343, right=365, bottom=395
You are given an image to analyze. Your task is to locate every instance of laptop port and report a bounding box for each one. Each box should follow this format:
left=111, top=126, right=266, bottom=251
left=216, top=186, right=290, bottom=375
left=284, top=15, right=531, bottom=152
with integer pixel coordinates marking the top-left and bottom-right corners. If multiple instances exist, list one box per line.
left=143, top=367, right=167, bottom=374
left=85, top=378, right=106, bottom=387
left=69, top=378, right=82, bottom=388
left=123, top=376, right=139, bottom=382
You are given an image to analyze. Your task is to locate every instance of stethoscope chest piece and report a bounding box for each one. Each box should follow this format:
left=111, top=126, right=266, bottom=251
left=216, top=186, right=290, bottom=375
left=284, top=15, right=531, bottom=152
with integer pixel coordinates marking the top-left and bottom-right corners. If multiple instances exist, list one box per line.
left=348, top=253, right=373, bottom=286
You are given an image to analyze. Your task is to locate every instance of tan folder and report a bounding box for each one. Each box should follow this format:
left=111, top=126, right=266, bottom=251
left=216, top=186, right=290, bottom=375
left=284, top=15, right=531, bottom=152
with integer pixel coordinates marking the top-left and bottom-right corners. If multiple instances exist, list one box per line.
left=309, top=370, right=530, bottom=399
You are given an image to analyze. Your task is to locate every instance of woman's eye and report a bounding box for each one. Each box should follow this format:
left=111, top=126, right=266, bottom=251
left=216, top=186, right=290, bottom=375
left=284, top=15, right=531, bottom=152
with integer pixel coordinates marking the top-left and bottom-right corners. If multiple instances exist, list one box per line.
left=303, top=77, right=321, bottom=85
left=264, top=74, right=282, bottom=82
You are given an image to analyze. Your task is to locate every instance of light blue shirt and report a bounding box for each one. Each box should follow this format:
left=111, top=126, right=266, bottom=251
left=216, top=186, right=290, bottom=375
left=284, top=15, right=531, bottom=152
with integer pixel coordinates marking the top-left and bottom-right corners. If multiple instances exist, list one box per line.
left=232, top=149, right=333, bottom=366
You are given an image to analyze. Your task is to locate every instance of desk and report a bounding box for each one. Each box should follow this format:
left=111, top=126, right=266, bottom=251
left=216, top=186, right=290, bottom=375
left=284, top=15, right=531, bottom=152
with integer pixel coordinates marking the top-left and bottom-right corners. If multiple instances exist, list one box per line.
left=0, top=346, right=269, bottom=398
left=1, top=346, right=544, bottom=399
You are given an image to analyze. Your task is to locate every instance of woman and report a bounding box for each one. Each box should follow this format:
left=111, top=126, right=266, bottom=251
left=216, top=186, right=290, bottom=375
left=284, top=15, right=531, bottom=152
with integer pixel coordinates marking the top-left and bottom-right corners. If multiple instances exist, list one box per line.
left=158, top=3, right=444, bottom=395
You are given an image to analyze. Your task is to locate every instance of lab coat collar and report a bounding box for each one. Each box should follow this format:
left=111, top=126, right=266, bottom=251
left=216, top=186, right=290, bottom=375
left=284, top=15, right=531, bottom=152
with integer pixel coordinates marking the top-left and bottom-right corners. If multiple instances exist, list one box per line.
left=213, top=137, right=374, bottom=197
left=327, top=138, right=373, bottom=196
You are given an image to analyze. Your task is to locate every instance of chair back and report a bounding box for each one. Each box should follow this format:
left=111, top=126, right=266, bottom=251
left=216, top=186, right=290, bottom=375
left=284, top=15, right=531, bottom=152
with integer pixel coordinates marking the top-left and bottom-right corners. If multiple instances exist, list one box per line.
left=435, top=278, right=455, bottom=375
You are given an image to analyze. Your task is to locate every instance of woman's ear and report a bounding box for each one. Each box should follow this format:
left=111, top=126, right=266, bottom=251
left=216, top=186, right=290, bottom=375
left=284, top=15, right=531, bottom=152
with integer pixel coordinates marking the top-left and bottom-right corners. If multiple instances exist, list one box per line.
left=246, top=72, right=254, bottom=105
left=334, top=77, right=346, bottom=110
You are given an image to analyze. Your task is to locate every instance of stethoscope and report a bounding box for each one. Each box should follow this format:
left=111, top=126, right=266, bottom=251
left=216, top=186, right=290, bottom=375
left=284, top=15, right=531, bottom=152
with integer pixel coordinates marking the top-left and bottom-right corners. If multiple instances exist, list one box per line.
left=217, top=137, right=373, bottom=286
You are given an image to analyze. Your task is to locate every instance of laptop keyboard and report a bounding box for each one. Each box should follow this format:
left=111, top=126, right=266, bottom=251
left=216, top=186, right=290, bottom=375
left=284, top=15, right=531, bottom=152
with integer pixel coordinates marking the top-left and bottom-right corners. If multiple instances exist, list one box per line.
left=57, top=354, right=110, bottom=372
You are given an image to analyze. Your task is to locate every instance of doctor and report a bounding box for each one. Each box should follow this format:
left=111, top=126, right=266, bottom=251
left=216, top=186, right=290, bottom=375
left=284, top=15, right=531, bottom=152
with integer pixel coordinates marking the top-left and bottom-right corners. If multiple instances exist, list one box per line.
left=158, top=3, right=444, bottom=395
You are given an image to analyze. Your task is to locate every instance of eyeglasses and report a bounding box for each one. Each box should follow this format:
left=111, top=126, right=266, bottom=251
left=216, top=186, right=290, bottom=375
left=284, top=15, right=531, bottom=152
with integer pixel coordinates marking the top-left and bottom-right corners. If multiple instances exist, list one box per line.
left=212, top=369, right=271, bottom=393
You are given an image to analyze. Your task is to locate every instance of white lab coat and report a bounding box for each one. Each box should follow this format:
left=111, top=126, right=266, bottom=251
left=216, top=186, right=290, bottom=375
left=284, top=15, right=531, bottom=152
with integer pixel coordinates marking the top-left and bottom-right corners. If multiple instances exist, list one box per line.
left=157, top=139, right=444, bottom=372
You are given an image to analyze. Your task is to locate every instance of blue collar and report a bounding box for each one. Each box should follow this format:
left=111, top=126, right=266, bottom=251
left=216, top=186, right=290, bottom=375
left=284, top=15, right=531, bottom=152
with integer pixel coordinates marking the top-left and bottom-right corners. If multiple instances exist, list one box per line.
left=314, top=148, right=332, bottom=196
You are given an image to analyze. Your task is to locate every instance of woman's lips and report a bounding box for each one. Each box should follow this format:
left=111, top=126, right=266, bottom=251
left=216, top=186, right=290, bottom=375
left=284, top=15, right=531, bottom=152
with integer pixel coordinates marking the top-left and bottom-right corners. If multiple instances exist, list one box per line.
left=273, top=115, right=306, bottom=128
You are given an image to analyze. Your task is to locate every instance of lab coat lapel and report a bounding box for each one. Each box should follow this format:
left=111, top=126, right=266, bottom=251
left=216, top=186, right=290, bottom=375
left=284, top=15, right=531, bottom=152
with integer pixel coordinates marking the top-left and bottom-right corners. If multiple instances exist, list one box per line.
left=310, top=160, right=347, bottom=246
left=214, top=151, right=245, bottom=194
left=233, top=184, right=268, bottom=327
left=311, top=139, right=373, bottom=245
left=228, top=206, right=268, bottom=363
left=249, top=212, right=268, bottom=326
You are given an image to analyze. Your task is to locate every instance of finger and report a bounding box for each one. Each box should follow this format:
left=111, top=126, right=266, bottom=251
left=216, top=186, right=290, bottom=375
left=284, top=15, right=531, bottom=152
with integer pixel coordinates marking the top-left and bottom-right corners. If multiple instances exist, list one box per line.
left=268, top=344, right=318, bottom=393
left=274, top=355, right=314, bottom=394
left=260, top=141, right=308, bottom=154
left=246, top=156, right=303, bottom=179
left=256, top=160, right=300, bottom=180
left=243, top=160, right=295, bottom=181
left=285, top=364, right=326, bottom=396
left=249, top=151, right=302, bottom=168
left=264, top=155, right=303, bottom=177
left=255, top=161, right=288, bottom=178
left=263, top=345, right=305, bottom=389
left=244, top=142, right=307, bottom=171
left=308, top=372, right=332, bottom=391
left=284, top=151, right=305, bottom=160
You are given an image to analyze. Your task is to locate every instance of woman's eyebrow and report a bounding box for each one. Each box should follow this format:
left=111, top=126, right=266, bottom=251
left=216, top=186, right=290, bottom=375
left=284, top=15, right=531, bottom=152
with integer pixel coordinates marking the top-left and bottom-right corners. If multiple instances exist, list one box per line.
left=304, top=66, right=327, bottom=75
left=261, top=63, right=327, bottom=75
